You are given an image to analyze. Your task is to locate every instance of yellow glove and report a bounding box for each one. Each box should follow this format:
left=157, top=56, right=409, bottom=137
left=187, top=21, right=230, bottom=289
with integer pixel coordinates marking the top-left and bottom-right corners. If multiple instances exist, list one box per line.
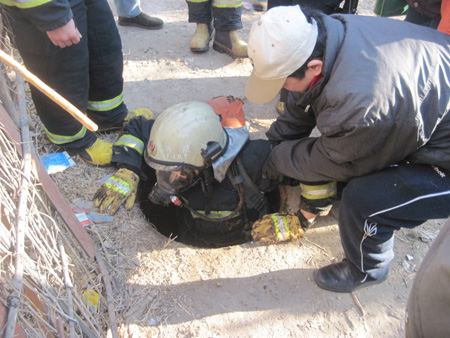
left=251, top=213, right=304, bottom=245
left=93, top=168, right=139, bottom=215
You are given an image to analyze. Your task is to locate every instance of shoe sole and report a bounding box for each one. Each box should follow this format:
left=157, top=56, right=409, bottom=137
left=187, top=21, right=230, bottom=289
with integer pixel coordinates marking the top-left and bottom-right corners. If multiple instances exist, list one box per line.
left=190, top=32, right=214, bottom=53
left=253, top=4, right=267, bottom=11
left=212, top=41, right=247, bottom=59
left=313, top=270, right=388, bottom=293
left=190, top=46, right=210, bottom=52
left=118, top=21, right=163, bottom=30
left=97, top=126, right=122, bottom=133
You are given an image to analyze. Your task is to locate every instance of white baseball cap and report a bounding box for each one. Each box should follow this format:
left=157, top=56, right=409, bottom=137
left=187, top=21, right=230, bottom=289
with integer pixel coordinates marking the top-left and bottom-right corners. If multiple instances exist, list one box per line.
left=245, top=5, right=318, bottom=104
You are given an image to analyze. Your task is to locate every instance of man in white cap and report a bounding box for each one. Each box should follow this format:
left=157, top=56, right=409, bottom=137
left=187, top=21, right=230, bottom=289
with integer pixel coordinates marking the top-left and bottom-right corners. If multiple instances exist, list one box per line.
left=245, top=5, right=450, bottom=292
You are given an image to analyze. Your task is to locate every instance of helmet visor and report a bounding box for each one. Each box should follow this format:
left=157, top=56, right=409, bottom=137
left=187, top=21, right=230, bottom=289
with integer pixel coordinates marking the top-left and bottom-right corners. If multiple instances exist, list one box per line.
left=155, top=167, right=199, bottom=194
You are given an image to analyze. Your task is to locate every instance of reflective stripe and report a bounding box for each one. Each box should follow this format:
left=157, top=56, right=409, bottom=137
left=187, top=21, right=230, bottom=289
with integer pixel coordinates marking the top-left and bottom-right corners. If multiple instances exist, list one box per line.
left=214, top=0, right=243, bottom=8
left=88, top=92, right=124, bottom=112
left=300, top=182, right=337, bottom=200
left=0, top=0, right=51, bottom=8
left=104, top=176, right=131, bottom=195
left=272, top=213, right=290, bottom=241
left=192, top=210, right=234, bottom=219
left=114, top=135, right=144, bottom=155
left=44, top=126, right=86, bottom=145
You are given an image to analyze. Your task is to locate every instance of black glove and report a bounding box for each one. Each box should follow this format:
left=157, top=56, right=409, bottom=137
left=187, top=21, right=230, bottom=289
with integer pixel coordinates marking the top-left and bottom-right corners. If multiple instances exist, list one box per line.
left=262, top=156, right=299, bottom=186
left=262, top=156, right=285, bottom=183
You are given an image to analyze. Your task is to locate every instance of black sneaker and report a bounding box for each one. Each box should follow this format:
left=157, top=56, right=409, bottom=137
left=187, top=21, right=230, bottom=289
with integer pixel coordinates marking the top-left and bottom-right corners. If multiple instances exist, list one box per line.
left=118, top=12, right=163, bottom=30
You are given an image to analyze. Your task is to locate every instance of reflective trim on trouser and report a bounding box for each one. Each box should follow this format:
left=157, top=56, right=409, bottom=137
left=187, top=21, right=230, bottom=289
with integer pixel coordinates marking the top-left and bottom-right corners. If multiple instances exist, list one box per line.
left=214, top=0, right=243, bottom=8
left=88, top=92, right=124, bottom=112
left=44, top=125, right=87, bottom=145
left=187, top=0, right=243, bottom=30
left=0, top=0, right=51, bottom=9
left=338, top=163, right=450, bottom=280
left=114, top=135, right=145, bottom=155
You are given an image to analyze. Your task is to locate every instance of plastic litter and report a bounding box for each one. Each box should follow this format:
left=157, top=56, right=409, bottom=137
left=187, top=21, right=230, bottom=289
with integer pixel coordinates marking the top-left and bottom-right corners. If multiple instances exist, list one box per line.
left=40, top=151, right=75, bottom=174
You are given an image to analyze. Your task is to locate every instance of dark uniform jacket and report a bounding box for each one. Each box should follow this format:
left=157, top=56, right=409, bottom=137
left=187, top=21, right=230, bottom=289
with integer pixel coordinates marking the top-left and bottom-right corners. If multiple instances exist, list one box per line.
left=266, top=13, right=450, bottom=183
left=0, top=0, right=81, bottom=31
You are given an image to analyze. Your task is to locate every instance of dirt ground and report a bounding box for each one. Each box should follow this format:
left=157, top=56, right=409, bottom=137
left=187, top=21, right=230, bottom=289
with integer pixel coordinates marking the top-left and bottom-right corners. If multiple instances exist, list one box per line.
left=38, top=0, right=446, bottom=337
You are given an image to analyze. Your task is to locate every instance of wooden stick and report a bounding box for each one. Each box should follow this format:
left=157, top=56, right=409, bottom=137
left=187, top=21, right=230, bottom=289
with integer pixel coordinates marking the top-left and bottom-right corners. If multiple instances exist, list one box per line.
left=0, top=49, right=98, bottom=131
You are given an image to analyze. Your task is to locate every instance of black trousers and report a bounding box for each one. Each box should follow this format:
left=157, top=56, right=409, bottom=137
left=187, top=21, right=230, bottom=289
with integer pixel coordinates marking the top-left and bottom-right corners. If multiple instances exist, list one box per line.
left=268, top=0, right=346, bottom=14
left=186, top=0, right=243, bottom=31
left=339, top=163, right=450, bottom=280
left=7, top=0, right=127, bottom=148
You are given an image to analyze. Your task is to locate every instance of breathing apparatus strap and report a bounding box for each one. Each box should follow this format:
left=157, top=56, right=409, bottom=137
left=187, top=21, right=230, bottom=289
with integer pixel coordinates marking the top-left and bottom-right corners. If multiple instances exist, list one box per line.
left=200, top=167, right=215, bottom=215
left=228, top=158, right=269, bottom=216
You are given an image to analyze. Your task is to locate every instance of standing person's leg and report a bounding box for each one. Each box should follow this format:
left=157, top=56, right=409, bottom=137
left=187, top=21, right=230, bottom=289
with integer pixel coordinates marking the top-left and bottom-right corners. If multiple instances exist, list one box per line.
left=267, top=0, right=294, bottom=9
left=114, top=0, right=163, bottom=29
left=314, top=163, right=450, bottom=292
left=212, top=0, right=248, bottom=58
left=84, top=0, right=128, bottom=130
left=404, top=6, right=440, bottom=29
left=114, top=0, right=141, bottom=17
left=268, top=0, right=344, bottom=13
left=187, top=0, right=214, bottom=52
left=405, top=217, right=450, bottom=338
left=7, top=3, right=97, bottom=152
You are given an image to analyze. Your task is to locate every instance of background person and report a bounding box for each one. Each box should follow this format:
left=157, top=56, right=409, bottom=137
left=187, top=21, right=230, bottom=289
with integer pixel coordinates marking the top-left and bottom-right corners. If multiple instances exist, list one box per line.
left=405, top=217, right=450, bottom=337
left=187, top=0, right=248, bottom=58
left=113, top=0, right=163, bottom=30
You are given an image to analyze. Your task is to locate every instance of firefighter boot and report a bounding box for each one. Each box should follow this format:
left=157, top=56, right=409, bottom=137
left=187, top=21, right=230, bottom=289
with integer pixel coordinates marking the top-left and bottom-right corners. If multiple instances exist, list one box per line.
left=190, top=23, right=213, bottom=52
left=253, top=0, right=267, bottom=11
left=124, top=108, right=154, bottom=122
left=72, top=138, right=113, bottom=166
left=213, top=30, right=248, bottom=59
left=98, top=108, right=154, bottom=132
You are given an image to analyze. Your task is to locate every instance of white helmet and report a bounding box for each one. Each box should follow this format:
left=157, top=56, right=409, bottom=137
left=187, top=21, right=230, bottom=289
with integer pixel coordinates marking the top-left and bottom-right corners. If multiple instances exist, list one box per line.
left=144, top=101, right=228, bottom=171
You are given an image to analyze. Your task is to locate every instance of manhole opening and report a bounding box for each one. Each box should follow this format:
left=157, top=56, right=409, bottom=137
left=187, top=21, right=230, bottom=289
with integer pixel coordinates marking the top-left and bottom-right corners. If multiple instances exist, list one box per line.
left=138, top=166, right=280, bottom=248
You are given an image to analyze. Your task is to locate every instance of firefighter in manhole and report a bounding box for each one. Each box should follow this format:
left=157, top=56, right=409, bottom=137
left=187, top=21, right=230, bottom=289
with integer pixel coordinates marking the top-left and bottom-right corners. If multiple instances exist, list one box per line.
left=93, top=97, right=309, bottom=248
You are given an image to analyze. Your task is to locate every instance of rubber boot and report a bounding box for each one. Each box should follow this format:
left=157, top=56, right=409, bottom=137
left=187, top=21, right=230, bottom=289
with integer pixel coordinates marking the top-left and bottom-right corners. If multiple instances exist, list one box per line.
left=253, top=0, right=268, bottom=12
left=124, top=108, right=154, bottom=122
left=213, top=30, right=248, bottom=58
left=190, top=23, right=213, bottom=52
left=72, top=138, right=113, bottom=166
left=98, top=108, right=154, bottom=132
